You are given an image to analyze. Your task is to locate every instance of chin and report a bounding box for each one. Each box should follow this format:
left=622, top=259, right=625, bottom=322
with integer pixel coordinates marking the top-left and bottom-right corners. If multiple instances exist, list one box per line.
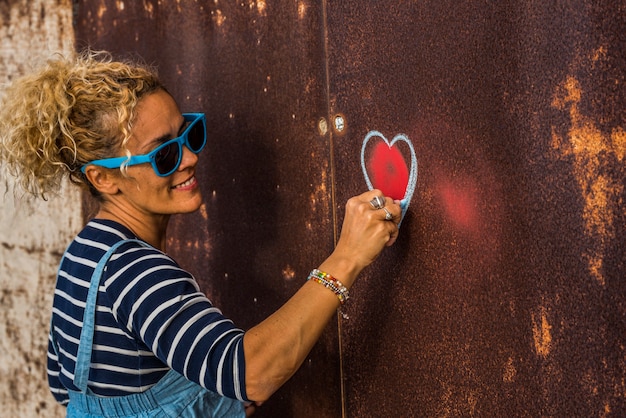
left=183, top=196, right=204, bottom=213
left=167, top=191, right=203, bottom=214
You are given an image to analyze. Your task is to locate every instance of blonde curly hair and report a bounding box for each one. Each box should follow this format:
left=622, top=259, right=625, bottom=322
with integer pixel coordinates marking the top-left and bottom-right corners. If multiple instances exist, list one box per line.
left=0, top=50, right=164, bottom=199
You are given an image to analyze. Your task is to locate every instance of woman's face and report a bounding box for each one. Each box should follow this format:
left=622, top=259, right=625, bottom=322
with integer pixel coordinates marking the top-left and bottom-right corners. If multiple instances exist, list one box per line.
left=114, top=90, right=204, bottom=218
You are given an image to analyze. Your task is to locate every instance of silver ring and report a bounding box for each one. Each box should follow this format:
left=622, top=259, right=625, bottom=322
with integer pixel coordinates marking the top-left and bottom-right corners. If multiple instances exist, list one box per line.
left=369, top=196, right=385, bottom=210
left=383, top=207, right=393, bottom=221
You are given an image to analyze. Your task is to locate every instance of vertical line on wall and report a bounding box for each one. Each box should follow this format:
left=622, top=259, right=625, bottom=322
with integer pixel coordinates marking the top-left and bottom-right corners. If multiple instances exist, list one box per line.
left=320, top=1, right=347, bottom=417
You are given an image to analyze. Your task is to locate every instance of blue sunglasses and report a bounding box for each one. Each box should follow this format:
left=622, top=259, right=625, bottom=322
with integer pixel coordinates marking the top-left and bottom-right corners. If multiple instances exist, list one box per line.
left=81, top=113, right=207, bottom=177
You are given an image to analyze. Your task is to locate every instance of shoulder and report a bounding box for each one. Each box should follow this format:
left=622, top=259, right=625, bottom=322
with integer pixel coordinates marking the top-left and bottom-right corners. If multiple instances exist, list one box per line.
left=62, top=219, right=183, bottom=280
left=80, top=219, right=139, bottom=244
left=58, top=219, right=138, bottom=281
left=106, top=240, right=180, bottom=278
left=62, top=218, right=196, bottom=294
left=102, top=237, right=192, bottom=293
left=66, top=219, right=138, bottom=257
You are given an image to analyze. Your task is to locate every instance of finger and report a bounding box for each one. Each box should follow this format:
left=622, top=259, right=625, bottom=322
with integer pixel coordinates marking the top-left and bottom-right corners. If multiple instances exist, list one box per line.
left=362, top=189, right=385, bottom=204
left=386, top=223, right=400, bottom=246
left=380, top=197, right=402, bottom=223
left=382, top=207, right=394, bottom=221
left=369, top=195, right=385, bottom=210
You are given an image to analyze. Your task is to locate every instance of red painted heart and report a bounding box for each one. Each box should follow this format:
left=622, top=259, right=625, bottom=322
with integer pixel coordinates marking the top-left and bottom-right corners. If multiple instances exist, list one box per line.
left=361, top=131, right=417, bottom=221
left=368, top=141, right=409, bottom=200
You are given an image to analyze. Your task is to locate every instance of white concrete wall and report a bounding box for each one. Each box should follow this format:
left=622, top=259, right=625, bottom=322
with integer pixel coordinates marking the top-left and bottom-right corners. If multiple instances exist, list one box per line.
left=0, top=1, right=79, bottom=416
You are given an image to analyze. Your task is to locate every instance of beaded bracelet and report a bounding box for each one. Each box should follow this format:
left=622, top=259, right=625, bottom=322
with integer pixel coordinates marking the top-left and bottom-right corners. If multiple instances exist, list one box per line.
left=307, top=268, right=350, bottom=305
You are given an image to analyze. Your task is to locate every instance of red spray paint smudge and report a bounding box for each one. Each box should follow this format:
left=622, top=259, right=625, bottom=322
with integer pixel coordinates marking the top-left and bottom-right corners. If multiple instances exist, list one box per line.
left=368, top=141, right=409, bottom=200
left=438, top=179, right=480, bottom=232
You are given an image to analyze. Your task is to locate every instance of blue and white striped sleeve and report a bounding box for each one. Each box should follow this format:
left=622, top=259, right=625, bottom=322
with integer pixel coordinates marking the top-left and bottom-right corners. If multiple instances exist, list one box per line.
left=102, top=244, right=248, bottom=401
left=47, top=331, right=69, bottom=405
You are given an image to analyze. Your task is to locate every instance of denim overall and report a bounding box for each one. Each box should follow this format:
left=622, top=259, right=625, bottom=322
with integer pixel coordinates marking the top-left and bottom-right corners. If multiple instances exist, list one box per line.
left=61, top=239, right=246, bottom=417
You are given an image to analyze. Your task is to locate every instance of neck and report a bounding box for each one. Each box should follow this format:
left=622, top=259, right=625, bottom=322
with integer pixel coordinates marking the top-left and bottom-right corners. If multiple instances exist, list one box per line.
left=96, top=204, right=170, bottom=251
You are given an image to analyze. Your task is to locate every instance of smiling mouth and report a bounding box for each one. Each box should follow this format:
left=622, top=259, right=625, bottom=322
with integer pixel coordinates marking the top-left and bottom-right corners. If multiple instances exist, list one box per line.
left=172, top=176, right=196, bottom=189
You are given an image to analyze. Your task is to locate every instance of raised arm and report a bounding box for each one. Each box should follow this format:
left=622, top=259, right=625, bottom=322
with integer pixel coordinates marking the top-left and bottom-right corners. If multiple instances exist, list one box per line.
left=243, top=190, right=401, bottom=402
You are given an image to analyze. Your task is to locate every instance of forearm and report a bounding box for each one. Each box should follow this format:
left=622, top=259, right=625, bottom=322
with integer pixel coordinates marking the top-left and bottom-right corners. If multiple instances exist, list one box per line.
left=242, top=190, right=401, bottom=402
left=243, top=255, right=360, bottom=402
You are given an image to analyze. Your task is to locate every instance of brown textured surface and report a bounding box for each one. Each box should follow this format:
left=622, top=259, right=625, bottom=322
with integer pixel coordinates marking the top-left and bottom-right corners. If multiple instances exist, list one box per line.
left=74, top=1, right=626, bottom=417
left=327, top=1, right=626, bottom=416
left=74, top=1, right=341, bottom=416
left=0, top=1, right=76, bottom=417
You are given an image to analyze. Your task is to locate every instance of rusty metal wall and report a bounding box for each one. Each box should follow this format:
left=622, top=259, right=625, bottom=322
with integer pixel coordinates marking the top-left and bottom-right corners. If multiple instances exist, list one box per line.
left=75, top=1, right=626, bottom=417
left=74, top=1, right=341, bottom=416
left=328, top=1, right=626, bottom=416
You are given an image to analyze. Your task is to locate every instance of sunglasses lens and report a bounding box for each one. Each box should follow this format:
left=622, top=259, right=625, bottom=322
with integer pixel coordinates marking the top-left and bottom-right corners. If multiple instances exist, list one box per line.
left=154, top=142, right=180, bottom=175
left=187, top=119, right=206, bottom=153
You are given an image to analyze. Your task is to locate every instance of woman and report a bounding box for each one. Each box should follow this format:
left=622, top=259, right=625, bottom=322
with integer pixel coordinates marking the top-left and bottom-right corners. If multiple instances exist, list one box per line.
left=0, top=51, right=401, bottom=417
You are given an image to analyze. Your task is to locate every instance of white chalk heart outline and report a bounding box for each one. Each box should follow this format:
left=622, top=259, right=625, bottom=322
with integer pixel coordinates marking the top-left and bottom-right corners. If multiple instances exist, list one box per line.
left=360, top=130, right=418, bottom=223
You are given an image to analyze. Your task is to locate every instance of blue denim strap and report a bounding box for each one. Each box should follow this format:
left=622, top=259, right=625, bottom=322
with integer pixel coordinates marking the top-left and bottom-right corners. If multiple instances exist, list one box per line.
left=73, top=239, right=150, bottom=393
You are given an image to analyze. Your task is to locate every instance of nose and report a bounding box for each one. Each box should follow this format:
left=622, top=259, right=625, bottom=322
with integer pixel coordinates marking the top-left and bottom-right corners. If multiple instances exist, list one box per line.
left=178, top=143, right=199, bottom=171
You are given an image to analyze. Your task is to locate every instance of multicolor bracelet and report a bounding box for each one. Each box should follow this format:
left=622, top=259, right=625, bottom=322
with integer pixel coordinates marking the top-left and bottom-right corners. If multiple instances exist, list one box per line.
left=307, top=268, right=350, bottom=305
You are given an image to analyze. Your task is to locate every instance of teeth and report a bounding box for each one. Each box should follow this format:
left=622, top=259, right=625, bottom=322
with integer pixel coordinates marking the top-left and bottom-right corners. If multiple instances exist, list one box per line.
left=174, top=177, right=195, bottom=188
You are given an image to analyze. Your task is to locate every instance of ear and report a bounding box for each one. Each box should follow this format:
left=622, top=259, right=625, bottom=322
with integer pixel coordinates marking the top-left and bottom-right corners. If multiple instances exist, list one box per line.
left=83, top=165, right=120, bottom=195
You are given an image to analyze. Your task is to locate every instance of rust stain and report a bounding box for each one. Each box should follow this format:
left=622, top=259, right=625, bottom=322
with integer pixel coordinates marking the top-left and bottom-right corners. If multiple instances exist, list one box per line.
left=438, top=383, right=479, bottom=417
left=532, top=306, right=552, bottom=358
left=297, top=1, right=307, bottom=20
left=256, top=0, right=267, bottom=16
left=309, top=153, right=329, bottom=215
left=143, top=0, right=155, bottom=18
left=503, top=356, right=516, bottom=383
left=211, top=8, right=226, bottom=27
left=612, top=127, right=626, bottom=161
left=97, top=3, right=107, bottom=19
left=281, top=264, right=296, bottom=281
left=550, top=47, right=625, bottom=286
left=198, top=203, right=208, bottom=221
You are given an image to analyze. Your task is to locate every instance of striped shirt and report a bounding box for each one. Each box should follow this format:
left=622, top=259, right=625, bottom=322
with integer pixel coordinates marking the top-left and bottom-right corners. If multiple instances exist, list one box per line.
left=47, top=219, right=247, bottom=404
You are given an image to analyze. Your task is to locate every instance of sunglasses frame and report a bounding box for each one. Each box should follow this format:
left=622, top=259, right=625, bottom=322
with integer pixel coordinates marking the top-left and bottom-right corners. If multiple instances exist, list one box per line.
left=81, top=113, right=207, bottom=177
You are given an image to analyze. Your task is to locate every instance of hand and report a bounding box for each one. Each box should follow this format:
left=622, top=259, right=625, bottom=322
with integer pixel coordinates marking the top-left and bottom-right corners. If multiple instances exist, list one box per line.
left=331, top=189, right=401, bottom=274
